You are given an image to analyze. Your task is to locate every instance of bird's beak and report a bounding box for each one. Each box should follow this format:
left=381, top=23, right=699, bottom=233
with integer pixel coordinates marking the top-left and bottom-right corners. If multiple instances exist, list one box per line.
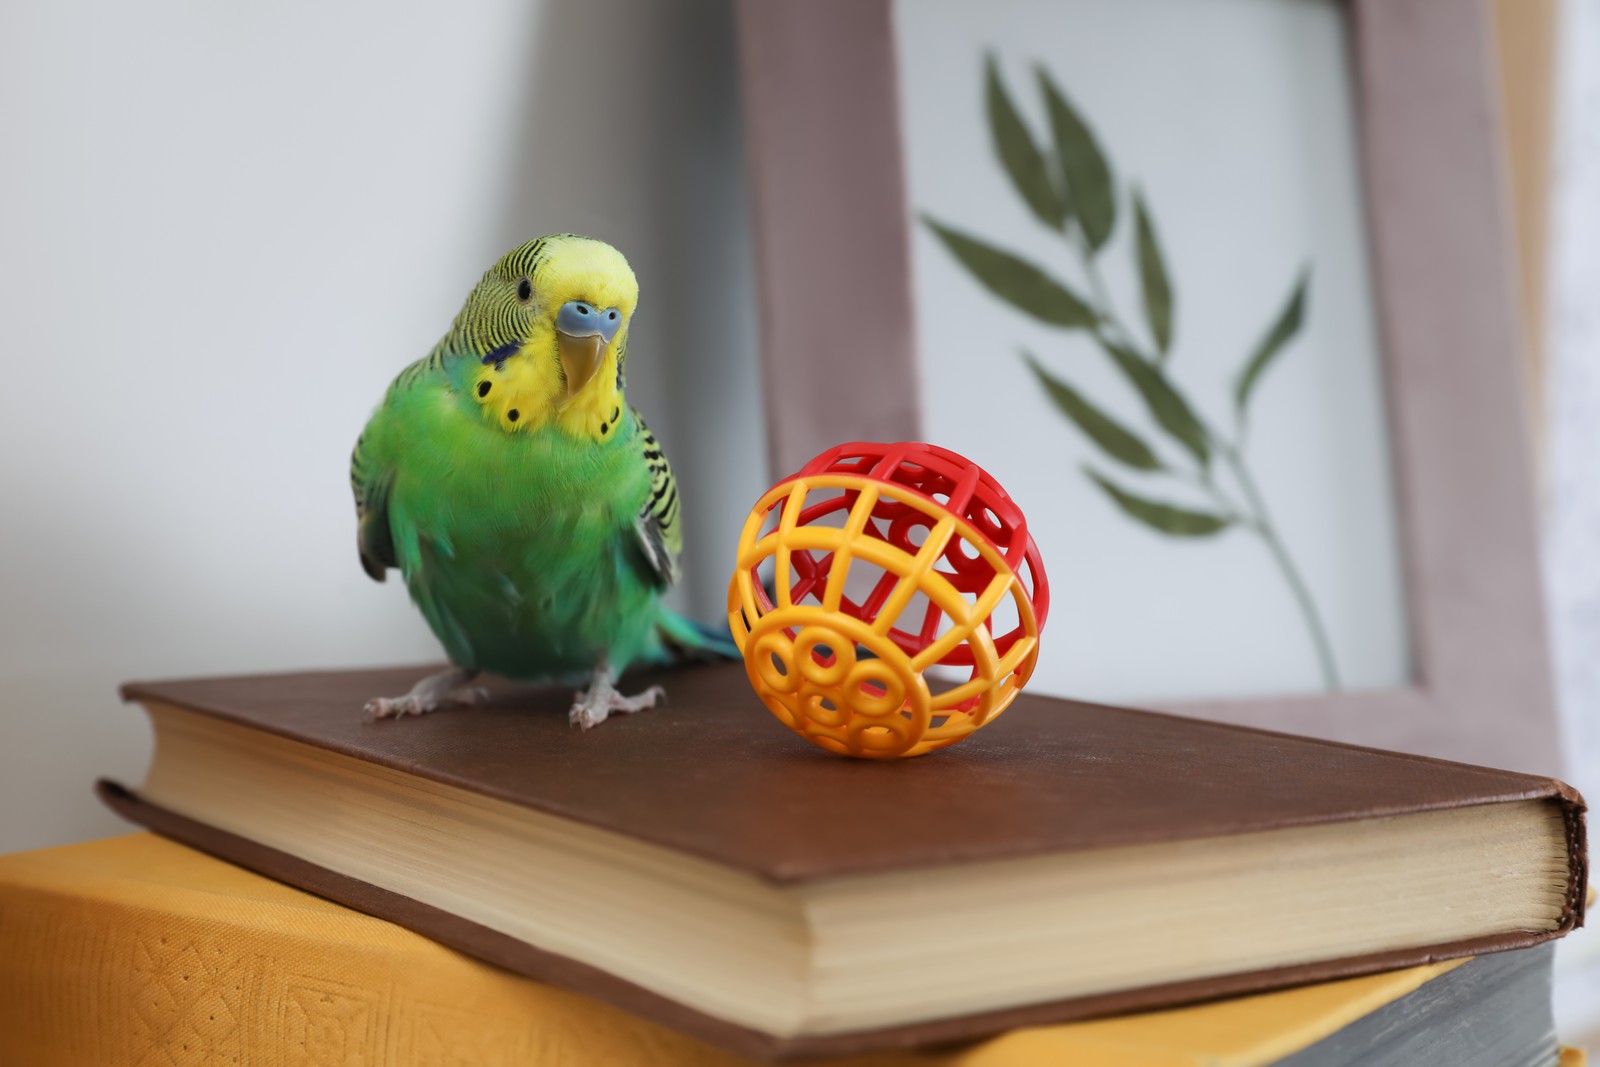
left=556, top=330, right=606, bottom=399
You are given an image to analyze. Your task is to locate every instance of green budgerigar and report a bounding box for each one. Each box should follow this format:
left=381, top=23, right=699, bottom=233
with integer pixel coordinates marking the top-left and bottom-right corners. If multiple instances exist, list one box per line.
left=351, top=234, right=732, bottom=728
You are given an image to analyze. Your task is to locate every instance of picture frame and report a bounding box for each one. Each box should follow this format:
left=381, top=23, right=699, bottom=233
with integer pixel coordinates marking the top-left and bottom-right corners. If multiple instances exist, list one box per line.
left=735, top=0, right=1561, bottom=773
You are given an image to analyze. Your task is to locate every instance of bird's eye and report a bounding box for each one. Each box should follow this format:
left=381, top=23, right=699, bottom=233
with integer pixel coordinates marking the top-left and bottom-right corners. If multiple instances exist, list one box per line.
left=516, top=278, right=533, bottom=303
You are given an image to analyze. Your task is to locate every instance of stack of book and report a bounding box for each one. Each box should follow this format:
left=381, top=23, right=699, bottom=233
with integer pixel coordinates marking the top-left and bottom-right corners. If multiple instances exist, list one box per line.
left=0, top=662, right=1588, bottom=1065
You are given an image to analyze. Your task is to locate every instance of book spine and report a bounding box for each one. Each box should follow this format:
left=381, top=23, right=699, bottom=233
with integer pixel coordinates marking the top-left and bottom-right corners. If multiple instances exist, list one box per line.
left=1561, top=792, right=1590, bottom=932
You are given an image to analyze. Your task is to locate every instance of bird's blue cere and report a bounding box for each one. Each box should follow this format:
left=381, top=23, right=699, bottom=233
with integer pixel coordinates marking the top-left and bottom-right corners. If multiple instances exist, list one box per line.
left=557, top=300, right=623, bottom=344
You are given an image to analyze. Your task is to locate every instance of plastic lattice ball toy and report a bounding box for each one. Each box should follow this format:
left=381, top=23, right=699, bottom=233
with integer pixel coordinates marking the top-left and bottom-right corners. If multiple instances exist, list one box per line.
left=728, top=442, right=1049, bottom=758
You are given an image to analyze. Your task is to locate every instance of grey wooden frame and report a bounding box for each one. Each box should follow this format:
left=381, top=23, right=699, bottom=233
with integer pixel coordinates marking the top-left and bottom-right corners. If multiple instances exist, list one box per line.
left=736, top=0, right=1561, bottom=772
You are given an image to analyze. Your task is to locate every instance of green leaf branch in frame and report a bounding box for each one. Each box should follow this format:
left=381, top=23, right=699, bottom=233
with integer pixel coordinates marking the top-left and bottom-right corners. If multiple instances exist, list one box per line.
left=929, top=53, right=1341, bottom=690
left=1024, top=353, right=1161, bottom=471
left=1083, top=467, right=1234, bottom=537
left=1235, top=268, right=1310, bottom=419
left=986, top=55, right=1066, bottom=231
left=922, top=217, right=1097, bottom=327
left=1038, top=69, right=1116, bottom=252
left=1096, top=337, right=1210, bottom=469
left=1132, top=189, right=1173, bottom=356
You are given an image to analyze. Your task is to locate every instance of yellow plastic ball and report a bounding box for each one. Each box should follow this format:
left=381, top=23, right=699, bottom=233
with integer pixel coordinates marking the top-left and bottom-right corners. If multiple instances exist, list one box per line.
left=727, top=443, right=1047, bottom=759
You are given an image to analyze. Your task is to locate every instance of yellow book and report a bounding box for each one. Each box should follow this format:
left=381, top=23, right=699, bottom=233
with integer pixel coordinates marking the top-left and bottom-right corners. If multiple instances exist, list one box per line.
left=0, top=834, right=1568, bottom=1067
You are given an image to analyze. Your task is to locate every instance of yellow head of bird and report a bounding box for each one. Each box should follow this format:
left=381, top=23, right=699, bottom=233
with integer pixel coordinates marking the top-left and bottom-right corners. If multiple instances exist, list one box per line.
left=447, top=234, right=639, bottom=439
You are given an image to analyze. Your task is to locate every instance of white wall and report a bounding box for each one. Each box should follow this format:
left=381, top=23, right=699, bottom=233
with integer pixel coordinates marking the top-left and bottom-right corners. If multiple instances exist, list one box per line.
left=0, top=0, right=765, bottom=854
left=1548, top=0, right=1600, bottom=1042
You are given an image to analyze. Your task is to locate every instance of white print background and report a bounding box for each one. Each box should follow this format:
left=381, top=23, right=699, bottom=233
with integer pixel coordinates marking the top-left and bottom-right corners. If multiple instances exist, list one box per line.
left=896, top=0, right=1411, bottom=703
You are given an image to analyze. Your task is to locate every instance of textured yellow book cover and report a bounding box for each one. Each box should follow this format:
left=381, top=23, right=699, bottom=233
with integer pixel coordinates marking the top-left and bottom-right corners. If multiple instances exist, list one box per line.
left=0, top=834, right=1543, bottom=1067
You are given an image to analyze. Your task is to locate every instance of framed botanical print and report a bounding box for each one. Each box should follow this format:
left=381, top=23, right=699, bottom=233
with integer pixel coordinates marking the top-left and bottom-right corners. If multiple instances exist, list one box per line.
left=736, top=0, right=1562, bottom=773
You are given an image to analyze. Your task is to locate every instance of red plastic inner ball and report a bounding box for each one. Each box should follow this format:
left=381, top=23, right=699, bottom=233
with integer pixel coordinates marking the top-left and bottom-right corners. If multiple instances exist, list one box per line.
left=751, top=441, right=1049, bottom=667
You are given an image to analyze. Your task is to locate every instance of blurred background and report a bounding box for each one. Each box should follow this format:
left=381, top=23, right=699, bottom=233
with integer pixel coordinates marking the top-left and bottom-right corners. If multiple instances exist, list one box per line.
left=0, top=0, right=765, bottom=853
left=0, top=0, right=1595, bottom=1042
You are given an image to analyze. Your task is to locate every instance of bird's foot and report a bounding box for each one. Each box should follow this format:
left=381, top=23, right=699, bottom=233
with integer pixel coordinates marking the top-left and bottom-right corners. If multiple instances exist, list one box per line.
left=569, top=674, right=665, bottom=731
left=366, top=668, right=488, bottom=721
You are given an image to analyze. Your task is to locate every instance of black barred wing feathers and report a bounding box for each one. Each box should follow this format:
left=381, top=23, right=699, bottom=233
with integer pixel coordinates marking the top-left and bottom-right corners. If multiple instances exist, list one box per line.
left=634, top=415, right=682, bottom=590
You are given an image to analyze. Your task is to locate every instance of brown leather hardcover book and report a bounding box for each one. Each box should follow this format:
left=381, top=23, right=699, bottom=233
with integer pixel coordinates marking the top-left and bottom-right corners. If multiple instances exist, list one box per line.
left=103, top=662, right=1587, bottom=1061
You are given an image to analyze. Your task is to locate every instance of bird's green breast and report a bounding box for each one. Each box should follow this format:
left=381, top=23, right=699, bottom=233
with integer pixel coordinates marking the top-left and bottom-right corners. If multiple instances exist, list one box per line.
left=379, top=370, right=660, bottom=679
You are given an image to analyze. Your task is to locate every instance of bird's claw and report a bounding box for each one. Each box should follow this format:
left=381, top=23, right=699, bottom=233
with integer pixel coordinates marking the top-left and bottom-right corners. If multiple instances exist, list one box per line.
left=569, top=683, right=665, bottom=731
left=365, top=680, right=489, bottom=721
left=365, top=696, right=413, bottom=720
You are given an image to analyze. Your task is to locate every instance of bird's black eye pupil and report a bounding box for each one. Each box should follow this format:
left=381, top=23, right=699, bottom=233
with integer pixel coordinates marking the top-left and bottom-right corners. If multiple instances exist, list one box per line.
left=516, top=279, right=532, bottom=302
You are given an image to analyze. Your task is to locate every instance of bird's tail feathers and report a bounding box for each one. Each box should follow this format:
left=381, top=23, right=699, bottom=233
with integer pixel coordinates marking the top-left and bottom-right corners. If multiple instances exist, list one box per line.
left=654, top=608, right=740, bottom=664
